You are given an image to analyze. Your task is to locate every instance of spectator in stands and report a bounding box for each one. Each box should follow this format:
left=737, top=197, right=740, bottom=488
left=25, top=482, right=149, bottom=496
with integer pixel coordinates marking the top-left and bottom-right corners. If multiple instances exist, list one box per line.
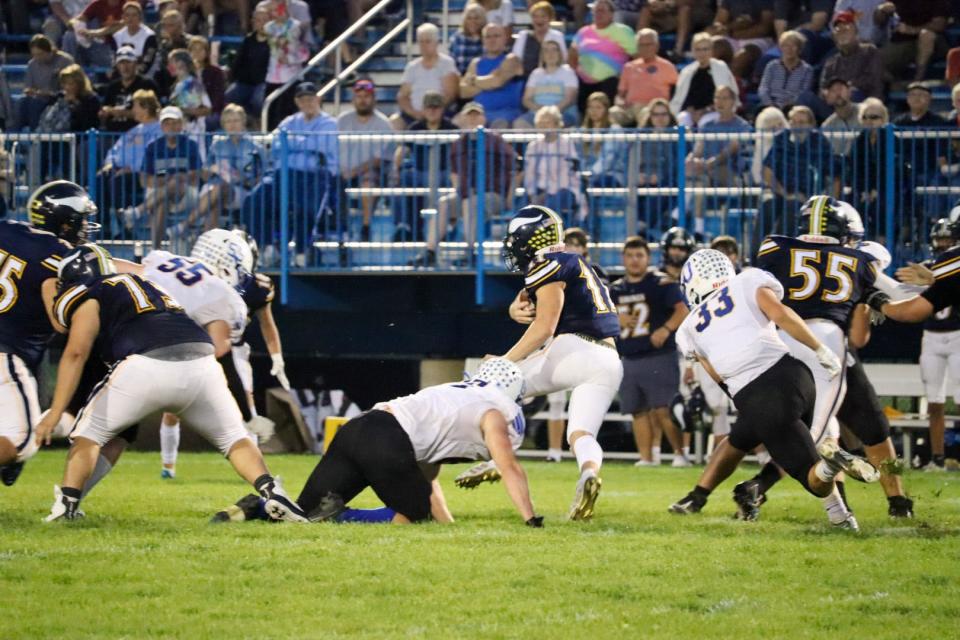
left=394, top=23, right=459, bottom=130
left=670, top=32, right=738, bottom=128
left=523, top=106, right=585, bottom=223
left=65, top=0, right=128, bottom=69
left=636, top=98, right=678, bottom=231
left=583, top=92, right=627, bottom=189
left=112, top=1, right=158, bottom=76
left=476, top=0, right=513, bottom=28
left=449, top=3, right=487, bottom=75
left=758, top=30, right=814, bottom=110
left=97, top=88, right=163, bottom=236
left=391, top=91, right=456, bottom=241
left=949, top=84, right=960, bottom=126
left=166, top=48, right=213, bottom=135
left=846, top=97, right=890, bottom=224
left=44, top=1, right=89, bottom=49
left=820, top=78, right=860, bottom=156
left=136, top=106, right=202, bottom=247
left=771, top=1, right=834, bottom=64
left=617, top=28, right=679, bottom=125
left=635, top=1, right=713, bottom=61
left=708, top=0, right=776, bottom=80
left=685, top=85, right=750, bottom=209
left=514, top=40, right=578, bottom=128
left=819, top=10, right=885, bottom=100
left=893, top=83, right=947, bottom=183
left=18, top=35, right=75, bottom=131
left=761, top=105, right=838, bottom=236
left=948, top=47, right=960, bottom=88
left=55, top=64, right=103, bottom=132
left=750, top=104, right=786, bottom=185
left=243, top=82, right=339, bottom=256
left=175, top=103, right=263, bottom=237
left=460, top=23, right=524, bottom=128
left=201, top=0, right=251, bottom=36
left=99, top=45, right=160, bottom=133
left=337, top=79, right=394, bottom=242
left=832, top=0, right=888, bottom=46
left=413, top=102, right=516, bottom=267
left=189, top=35, right=226, bottom=128
left=256, top=0, right=311, bottom=28
left=225, top=5, right=270, bottom=117
left=263, top=0, right=311, bottom=129
left=877, top=0, right=950, bottom=86
left=569, top=0, right=637, bottom=113
left=512, top=2, right=567, bottom=77
left=153, top=10, right=190, bottom=97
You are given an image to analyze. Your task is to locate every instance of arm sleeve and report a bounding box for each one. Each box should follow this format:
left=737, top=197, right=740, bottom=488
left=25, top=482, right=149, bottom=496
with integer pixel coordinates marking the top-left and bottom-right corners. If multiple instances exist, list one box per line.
left=218, top=352, right=252, bottom=422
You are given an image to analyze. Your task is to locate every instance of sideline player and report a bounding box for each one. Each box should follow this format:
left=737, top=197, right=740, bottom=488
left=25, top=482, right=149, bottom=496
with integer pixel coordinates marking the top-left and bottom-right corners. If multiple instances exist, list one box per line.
left=35, top=245, right=305, bottom=522
left=215, top=359, right=542, bottom=527
left=0, top=181, right=92, bottom=485
left=609, top=236, right=690, bottom=466
left=668, top=249, right=878, bottom=517
left=659, top=226, right=696, bottom=281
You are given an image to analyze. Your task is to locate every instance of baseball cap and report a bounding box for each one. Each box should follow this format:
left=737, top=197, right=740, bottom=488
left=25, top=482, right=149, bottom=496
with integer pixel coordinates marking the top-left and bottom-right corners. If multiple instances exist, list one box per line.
left=115, top=45, right=138, bottom=63
left=422, top=91, right=444, bottom=108
left=294, top=81, right=318, bottom=97
left=461, top=101, right=485, bottom=115
left=906, top=82, right=932, bottom=94
left=353, top=79, right=375, bottom=93
left=159, top=105, right=184, bottom=122
left=832, top=10, right=856, bottom=27
left=824, top=77, right=850, bottom=88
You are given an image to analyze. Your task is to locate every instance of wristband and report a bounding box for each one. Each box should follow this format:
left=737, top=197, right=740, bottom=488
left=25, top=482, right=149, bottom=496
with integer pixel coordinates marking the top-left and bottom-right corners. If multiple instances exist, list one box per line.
left=525, top=515, right=544, bottom=528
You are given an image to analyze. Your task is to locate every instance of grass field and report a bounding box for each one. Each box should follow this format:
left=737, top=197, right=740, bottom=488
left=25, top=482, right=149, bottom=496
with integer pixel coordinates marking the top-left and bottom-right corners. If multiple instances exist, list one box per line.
left=2, top=451, right=959, bottom=639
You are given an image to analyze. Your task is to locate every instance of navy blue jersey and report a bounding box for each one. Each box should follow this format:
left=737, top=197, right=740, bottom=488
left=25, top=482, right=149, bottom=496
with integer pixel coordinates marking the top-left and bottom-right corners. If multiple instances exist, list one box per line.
left=922, top=257, right=960, bottom=331
left=755, top=235, right=877, bottom=332
left=922, top=246, right=960, bottom=314
left=241, top=272, right=275, bottom=318
left=0, top=221, right=72, bottom=370
left=524, top=252, right=620, bottom=339
left=54, top=273, right=211, bottom=364
left=609, top=269, right=684, bottom=358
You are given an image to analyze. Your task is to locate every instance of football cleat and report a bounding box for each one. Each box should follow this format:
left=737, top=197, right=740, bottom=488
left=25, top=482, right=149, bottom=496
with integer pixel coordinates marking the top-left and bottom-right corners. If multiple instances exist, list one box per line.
left=545, top=452, right=562, bottom=463
left=634, top=459, right=657, bottom=467
left=568, top=472, right=601, bottom=521
left=669, top=491, right=706, bottom=515
left=260, top=477, right=308, bottom=523
left=0, top=461, right=25, bottom=487
left=210, top=494, right=265, bottom=523
left=306, top=492, right=347, bottom=523
left=671, top=456, right=692, bottom=468
left=887, top=495, right=914, bottom=519
left=732, top=480, right=765, bottom=521
left=454, top=460, right=501, bottom=489
left=817, top=441, right=880, bottom=483
left=44, top=485, right=84, bottom=522
left=160, top=468, right=176, bottom=480
left=921, top=460, right=946, bottom=473
left=832, top=513, right=860, bottom=532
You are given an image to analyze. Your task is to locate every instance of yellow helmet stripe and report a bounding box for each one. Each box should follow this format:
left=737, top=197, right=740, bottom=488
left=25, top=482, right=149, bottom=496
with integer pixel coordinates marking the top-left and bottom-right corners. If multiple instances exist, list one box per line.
left=88, top=245, right=113, bottom=274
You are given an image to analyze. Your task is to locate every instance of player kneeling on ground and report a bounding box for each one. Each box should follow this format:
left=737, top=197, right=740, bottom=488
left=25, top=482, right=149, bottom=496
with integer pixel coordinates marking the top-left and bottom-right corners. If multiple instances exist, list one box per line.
left=667, top=250, right=879, bottom=519
left=214, top=358, right=543, bottom=527
left=34, top=245, right=306, bottom=522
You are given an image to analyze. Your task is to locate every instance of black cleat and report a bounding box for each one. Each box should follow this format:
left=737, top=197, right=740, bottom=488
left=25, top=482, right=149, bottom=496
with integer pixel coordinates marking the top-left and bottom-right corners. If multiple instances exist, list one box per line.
left=1, top=461, right=24, bottom=486
left=732, top=480, right=766, bottom=521
left=669, top=491, right=707, bottom=514
left=210, top=494, right=265, bottom=523
left=306, top=492, right=346, bottom=523
left=888, top=495, right=914, bottom=519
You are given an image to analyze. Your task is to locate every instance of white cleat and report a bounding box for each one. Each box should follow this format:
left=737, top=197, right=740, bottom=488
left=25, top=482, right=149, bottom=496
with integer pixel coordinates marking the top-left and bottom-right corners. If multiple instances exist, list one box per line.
left=454, top=460, right=501, bottom=489
left=671, top=456, right=692, bottom=468
left=832, top=513, right=860, bottom=532
left=634, top=459, right=657, bottom=467
left=260, top=477, right=308, bottom=523
left=817, top=441, right=880, bottom=483
left=568, top=471, right=602, bottom=521
left=44, top=485, right=84, bottom=522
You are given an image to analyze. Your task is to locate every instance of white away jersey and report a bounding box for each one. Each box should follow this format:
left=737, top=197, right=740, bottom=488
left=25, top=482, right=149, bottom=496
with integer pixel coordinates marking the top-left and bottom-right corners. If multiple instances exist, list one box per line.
left=142, top=250, right=247, bottom=342
left=375, top=382, right=524, bottom=464
left=676, top=269, right=789, bottom=397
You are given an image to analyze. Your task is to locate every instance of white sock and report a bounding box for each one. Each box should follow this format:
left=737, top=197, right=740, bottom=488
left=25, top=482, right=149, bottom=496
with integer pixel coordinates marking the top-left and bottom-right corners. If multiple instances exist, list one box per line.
left=652, top=446, right=661, bottom=465
left=572, top=435, right=603, bottom=474
left=822, top=485, right=851, bottom=525
left=81, top=454, right=114, bottom=499
left=160, top=422, right=181, bottom=467
left=756, top=449, right=772, bottom=466
left=682, top=446, right=690, bottom=460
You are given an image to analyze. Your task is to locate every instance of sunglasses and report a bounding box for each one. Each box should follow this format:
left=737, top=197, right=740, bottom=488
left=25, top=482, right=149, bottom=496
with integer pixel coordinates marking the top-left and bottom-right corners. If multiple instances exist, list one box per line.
left=861, top=114, right=883, bottom=120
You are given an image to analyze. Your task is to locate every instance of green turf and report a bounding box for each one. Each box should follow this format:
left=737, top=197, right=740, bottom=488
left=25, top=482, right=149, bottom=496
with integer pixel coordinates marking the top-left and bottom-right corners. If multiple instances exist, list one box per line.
left=2, top=451, right=959, bottom=639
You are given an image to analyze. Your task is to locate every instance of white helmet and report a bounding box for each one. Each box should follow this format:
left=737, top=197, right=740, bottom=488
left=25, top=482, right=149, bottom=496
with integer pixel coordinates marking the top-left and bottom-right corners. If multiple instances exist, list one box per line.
left=471, top=358, right=526, bottom=403
left=680, top=249, right=736, bottom=307
left=838, top=200, right=864, bottom=243
left=191, top=228, right=254, bottom=287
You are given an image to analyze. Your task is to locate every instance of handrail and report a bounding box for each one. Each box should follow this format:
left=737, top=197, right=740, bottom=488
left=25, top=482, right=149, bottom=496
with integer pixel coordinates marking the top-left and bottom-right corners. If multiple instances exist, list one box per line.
left=318, top=16, right=411, bottom=115
left=442, top=0, right=450, bottom=46
left=260, top=0, right=395, bottom=131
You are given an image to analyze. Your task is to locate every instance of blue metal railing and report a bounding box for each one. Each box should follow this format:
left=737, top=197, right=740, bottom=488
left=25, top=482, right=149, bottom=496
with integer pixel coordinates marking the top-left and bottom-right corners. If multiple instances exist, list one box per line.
left=2, top=125, right=958, bottom=305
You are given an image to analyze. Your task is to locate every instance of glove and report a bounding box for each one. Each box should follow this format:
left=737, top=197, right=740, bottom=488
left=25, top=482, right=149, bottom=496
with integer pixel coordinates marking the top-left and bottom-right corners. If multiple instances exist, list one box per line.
left=270, top=353, right=290, bottom=391
left=815, top=344, right=842, bottom=380
left=246, top=415, right=276, bottom=441
left=525, top=515, right=544, bottom=528
left=865, top=289, right=891, bottom=314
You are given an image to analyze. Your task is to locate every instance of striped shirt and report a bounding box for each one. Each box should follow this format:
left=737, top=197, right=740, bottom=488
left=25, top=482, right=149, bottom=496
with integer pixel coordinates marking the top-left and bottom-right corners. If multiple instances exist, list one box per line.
left=757, top=59, right=814, bottom=109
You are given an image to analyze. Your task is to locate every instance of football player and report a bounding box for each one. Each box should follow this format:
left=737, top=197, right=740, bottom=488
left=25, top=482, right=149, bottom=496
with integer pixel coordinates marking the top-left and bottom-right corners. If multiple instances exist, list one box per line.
left=499, top=206, right=622, bottom=520
left=659, top=226, right=696, bottom=281
left=213, top=359, right=541, bottom=527
left=668, top=250, right=878, bottom=517
left=609, top=236, right=690, bottom=466
left=35, top=245, right=306, bottom=522
left=0, top=180, right=94, bottom=486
